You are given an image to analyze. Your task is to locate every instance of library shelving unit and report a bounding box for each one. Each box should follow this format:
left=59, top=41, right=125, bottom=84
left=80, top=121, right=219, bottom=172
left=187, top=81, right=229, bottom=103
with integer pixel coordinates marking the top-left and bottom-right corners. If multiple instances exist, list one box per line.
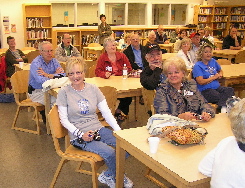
left=194, top=5, right=245, bottom=40
left=23, top=4, right=52, bottom=48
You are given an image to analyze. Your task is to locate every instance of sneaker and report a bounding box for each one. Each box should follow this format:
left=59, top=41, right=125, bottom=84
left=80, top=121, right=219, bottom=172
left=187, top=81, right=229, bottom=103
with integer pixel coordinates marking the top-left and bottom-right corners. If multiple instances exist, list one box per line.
left=124, top=175, right=133, bottom=188
left=98, top=170, right=115, bottom=188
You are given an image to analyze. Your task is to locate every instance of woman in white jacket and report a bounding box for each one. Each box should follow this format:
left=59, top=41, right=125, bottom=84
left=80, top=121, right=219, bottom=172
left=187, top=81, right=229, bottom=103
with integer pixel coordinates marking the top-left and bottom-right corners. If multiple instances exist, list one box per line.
left=199, top=98, right=245, bottom=188
left=176, top=38, right=194, bottom=69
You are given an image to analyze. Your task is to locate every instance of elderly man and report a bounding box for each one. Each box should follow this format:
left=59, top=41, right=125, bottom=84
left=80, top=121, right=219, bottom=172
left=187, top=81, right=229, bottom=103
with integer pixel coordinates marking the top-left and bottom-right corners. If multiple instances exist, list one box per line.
left=189, top=32, right=201, bottom=64
left=55, top=33, right=81, bottom=62
left=29, top=41, right=66, bottom=123
left=140, top=43, right=166, bottom=90
left=123, top=34, right=148, bottom=70
left=222, top=27, right=242, bottom=50
left=155, top=25, right=169, bottom=44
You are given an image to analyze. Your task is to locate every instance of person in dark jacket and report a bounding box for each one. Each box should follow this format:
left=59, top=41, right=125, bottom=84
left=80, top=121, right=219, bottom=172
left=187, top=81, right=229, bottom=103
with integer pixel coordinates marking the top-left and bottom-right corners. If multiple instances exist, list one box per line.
left=98, top=14, right=112, bottom=45
left=123, top=34, right=148, bottom=70
left=140, top=43, right=166, bottom=90
left=5, top=36, right=28, bottom=77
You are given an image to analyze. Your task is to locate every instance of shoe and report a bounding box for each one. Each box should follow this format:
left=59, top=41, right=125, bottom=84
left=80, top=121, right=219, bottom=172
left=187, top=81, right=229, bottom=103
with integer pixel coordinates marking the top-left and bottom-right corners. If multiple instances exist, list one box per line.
left=98, top=170, right=115, bottom=188
left=124, top=175, right=133, bottom=188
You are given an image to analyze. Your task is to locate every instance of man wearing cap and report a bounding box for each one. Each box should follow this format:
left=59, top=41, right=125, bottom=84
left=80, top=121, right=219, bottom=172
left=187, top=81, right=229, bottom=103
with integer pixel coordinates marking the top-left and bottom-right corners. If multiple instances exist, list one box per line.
left=55, top=33, right=81, bottom=62
left=222, top=27, right=242, bottom=50
left=140, top=43, right=166, bottom=90
left=123, top=34, right=148, bottom=70
left=189, top=32, right=201, bottom=64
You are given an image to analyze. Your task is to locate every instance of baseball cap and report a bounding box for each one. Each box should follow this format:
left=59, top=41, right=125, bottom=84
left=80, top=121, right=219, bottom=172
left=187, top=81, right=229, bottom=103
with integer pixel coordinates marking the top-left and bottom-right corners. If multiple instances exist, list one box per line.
left=189, top=32, right=200, bottom=39
left=145, top=43, right=161, bottom=54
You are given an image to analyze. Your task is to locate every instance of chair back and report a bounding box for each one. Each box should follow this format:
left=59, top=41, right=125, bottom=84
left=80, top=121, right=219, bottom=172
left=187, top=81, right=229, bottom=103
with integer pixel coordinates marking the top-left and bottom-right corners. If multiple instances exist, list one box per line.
left=11, top=70, right=29, bottom=94
left=0, top=56, right=7, bottom=92
left=141, top=88, right=156, bottom=115
left=216, top=59, right=232, bottom=65
left=99, top=86, right=117, bottom=114
left=88, top=64, right=96, bottom=78
left=88, top=43, right=101, bottom=47
left=27, top=50, right=40, bottom=63
left=235, top=50, right=245, bottom=64
left=0, top=48, right=8, bottom=52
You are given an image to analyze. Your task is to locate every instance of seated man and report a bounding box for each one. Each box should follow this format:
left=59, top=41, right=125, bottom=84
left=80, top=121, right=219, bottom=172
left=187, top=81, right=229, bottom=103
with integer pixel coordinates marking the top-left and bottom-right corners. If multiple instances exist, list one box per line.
left=222, top=27, right=242, bottom=50
left=140, top=43, right=166, bottom=90
left=155, top=25, right=169, bottom=44
left=55, top=33, right=81, bottom=62
left=123, top=34, right=148, bottom=70
left=189, top=32, right=201, bottom=64
left=29, top=41, right=66, bottom=123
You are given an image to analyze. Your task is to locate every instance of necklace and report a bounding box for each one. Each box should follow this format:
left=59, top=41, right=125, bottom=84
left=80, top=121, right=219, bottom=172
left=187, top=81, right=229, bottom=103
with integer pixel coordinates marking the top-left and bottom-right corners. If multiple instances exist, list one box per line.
left=71, top=82, right=85, bottom=92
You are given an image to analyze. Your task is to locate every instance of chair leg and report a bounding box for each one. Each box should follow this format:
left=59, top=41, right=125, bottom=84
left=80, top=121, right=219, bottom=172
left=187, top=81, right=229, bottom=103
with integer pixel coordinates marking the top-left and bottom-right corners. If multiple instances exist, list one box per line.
left=11, top=106, right=21, bottom=130
left=49, top=158, right=68, bottom=188
left=34, top=107, right=41, bottom=135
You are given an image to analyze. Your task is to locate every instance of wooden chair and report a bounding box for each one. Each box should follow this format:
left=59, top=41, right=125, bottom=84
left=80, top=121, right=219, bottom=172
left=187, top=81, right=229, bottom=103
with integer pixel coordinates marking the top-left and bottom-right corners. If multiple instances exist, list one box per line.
left=88, top=64, right=96, bottom=78
left=26, top=50, right=40, bottom=63
left=10, top=70, right=45, bottom=135
left=48, top=105, right=104, bottom=188
left=21, top=47, right=36, bottom=51
left=216, top=59, right=232, bottom=65
left=97, top=86, right=117, bottom=126
left=235, top=50, right=245, bottom=64
left=141, top=88, right=156, bottom=116
left=85, top=60, right=97, bottom=78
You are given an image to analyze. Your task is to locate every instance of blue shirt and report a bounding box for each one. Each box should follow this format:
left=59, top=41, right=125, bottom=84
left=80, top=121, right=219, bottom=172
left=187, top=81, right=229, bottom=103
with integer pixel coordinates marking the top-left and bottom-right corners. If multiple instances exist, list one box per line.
left=29, top=55, right=66, bottom=89
left=192, top=58, right=221, bottom=92
left=131, top=46, right=143, bottom=68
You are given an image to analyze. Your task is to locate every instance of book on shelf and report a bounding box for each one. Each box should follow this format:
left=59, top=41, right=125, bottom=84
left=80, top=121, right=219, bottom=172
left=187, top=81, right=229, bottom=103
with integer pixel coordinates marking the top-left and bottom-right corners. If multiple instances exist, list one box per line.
left=26, top=18, right=43, bottom=28
left=27, top=29, right=49, bottom=40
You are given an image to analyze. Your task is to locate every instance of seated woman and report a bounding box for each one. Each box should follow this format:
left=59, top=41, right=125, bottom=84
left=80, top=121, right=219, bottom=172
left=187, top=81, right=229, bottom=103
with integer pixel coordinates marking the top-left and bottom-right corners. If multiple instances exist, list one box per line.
left=199, top=98, right=245, bottom=187
left=95, top=37, right=132, bottom=122
left=119, top=32, right=132, bottom=52
left=56, top=58, right=133, bottom=188
left=154, top=56, right=215, bottom=121
left=173, top=29, right=187, bottom=53
left=176, top=38, right=194, bottom=69
left=192, top=44, right=234, bottom=113
left=145, top=30, right=157, bottom=45
left=5, top=36, right=28, bottom=77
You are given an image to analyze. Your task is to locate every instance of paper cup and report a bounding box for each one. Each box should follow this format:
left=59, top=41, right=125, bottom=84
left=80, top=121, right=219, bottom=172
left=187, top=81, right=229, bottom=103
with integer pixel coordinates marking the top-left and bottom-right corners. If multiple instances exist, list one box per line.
left=148, top=137, right=160, bottom=154
left=19, top=61, right=24, bottom=69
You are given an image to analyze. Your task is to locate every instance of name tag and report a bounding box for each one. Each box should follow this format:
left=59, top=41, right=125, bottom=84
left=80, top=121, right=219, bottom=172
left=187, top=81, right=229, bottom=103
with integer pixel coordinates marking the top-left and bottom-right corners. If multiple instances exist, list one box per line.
left=184, top=90, right=193, bottom=96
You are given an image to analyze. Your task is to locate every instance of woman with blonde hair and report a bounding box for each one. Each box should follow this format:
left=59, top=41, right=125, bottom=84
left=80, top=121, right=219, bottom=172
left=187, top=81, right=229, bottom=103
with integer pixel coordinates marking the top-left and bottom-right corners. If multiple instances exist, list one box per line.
left=176, top=38, right=194, bottom=69
left=199, top=98, right=245, bottom=187
left=204, top=26, right=214, bottom=44
left=154, top=56, right=214, bottom=121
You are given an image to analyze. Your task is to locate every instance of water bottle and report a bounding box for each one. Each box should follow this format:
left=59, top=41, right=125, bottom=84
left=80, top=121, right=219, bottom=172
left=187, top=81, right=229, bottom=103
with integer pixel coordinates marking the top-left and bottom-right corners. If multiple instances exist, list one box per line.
left=122, top=64, right=128, bottom=79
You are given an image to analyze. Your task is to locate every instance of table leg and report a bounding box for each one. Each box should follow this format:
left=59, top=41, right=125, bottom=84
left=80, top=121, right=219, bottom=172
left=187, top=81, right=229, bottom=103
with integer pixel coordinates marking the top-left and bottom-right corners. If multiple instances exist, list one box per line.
left=45, top=91, right=51, bottom=135
left=135, top=96, right=139, bottom=121
left=116, top=139, right=126, bottom=188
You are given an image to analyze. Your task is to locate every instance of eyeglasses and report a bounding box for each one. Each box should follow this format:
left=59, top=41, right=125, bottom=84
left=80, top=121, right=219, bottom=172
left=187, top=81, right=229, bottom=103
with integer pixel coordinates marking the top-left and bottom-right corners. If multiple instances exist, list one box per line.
left=68, top=71, right=83, bottom=76
left=42, top=49, right=53, bottom=53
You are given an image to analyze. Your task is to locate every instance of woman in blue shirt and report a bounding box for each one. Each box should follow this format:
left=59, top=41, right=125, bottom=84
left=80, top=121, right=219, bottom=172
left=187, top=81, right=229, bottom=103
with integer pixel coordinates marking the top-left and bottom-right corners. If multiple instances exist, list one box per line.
left=192, top=44, right=234, bottom=113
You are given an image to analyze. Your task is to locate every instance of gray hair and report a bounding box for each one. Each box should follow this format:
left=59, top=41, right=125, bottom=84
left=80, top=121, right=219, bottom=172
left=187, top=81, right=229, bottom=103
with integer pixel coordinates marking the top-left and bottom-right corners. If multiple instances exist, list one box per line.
left=103, top=37, right=116, bottom=48
left=228, top=98, right=245, bottom=143
left=178, top=38, right=191, bottom=51
left=38, top=41, right=52, bottom=51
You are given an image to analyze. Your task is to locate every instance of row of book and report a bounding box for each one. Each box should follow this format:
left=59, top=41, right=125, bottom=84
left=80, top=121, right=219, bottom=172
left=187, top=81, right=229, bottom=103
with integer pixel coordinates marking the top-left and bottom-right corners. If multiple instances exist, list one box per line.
left=26, top=29, right=49, bottom=40
left=199, top=8, right=212, bottom=15
left=198, top=16, right=209, bottom=22
left=231, top=7, right=245, bottom=15
left=214, top=8, right=227, bottom=15
left=213, top=16, right=228, bottom=22
left=81, top=35, right=99, bottom=45
left=213, top=23, right=227, bottom=29
left=26, top=18, right=44, bottom=28
left=230, top=16, right=245, bottom=22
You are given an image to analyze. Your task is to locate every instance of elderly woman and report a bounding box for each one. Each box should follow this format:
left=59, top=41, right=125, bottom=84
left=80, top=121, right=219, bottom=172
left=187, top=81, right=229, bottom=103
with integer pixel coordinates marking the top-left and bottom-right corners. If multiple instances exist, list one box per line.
left=5, top=36, right=28, bottom=77
left=204, top=26, right=214, bottom=45
left=95, top=37, right=132, bottom=122
left=56, top=58, right=133, bottom=188
left=176, top=38, right=194, bottom=69
left=199, top=98, right=245, bottom=187
left=154, top=56, right=215, bottom=121
left=173, top=29, right=187, bottom=52
left=146, top=30, right=157, bottom=45
left=192, top=44, right=234, bottom=113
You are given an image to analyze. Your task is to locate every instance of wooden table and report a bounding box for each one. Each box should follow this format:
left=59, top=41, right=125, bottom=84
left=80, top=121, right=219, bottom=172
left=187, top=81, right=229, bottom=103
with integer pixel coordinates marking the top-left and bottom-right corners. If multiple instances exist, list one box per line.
left=220, top=64, right=245, bottom=87
left=159, top=43, right=174, bottom=53
left=45, top=76, right=143, bottom=134
left=114, top=113, right=233, bottom=188
left=213, top=49, right=242, bottom=61
left=162, top=53, right=177, bottom=61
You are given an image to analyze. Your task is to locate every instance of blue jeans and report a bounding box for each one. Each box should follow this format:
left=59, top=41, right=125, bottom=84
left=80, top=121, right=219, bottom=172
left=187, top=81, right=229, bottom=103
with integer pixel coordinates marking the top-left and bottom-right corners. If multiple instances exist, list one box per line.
left=71, top=127, right=119, bottom=178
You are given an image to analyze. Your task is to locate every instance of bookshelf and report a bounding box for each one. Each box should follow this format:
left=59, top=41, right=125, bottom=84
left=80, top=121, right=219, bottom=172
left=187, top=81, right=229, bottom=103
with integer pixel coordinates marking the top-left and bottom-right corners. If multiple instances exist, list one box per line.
left=23, top=4, right=52, bottom=48
left=194, top=5, right=245, bottom=40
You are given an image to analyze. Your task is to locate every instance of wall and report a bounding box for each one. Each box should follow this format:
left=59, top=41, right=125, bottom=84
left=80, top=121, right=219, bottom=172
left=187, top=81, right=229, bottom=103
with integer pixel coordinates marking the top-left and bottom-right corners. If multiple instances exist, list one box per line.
left=1, top=0, right=245, bottom=48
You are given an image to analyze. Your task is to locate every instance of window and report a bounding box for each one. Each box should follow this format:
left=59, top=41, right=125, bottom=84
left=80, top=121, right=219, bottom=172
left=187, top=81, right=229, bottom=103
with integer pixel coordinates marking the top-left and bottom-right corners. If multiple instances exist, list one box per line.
left=152, top=4, right=170, bottom=25
left=170, top=4, right=187, bottom=25
left=105, top=3, right=125, bottom=25
left=128, top=3, right=146, bottom=25
left=77, top=3, right=98, bottom=26
left=52, top=3, right=75, bottom=27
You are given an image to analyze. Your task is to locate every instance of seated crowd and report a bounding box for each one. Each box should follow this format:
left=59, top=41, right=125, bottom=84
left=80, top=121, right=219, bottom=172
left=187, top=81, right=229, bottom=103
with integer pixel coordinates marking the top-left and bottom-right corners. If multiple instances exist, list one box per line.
left=2, top=23, right=244, bottom=187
